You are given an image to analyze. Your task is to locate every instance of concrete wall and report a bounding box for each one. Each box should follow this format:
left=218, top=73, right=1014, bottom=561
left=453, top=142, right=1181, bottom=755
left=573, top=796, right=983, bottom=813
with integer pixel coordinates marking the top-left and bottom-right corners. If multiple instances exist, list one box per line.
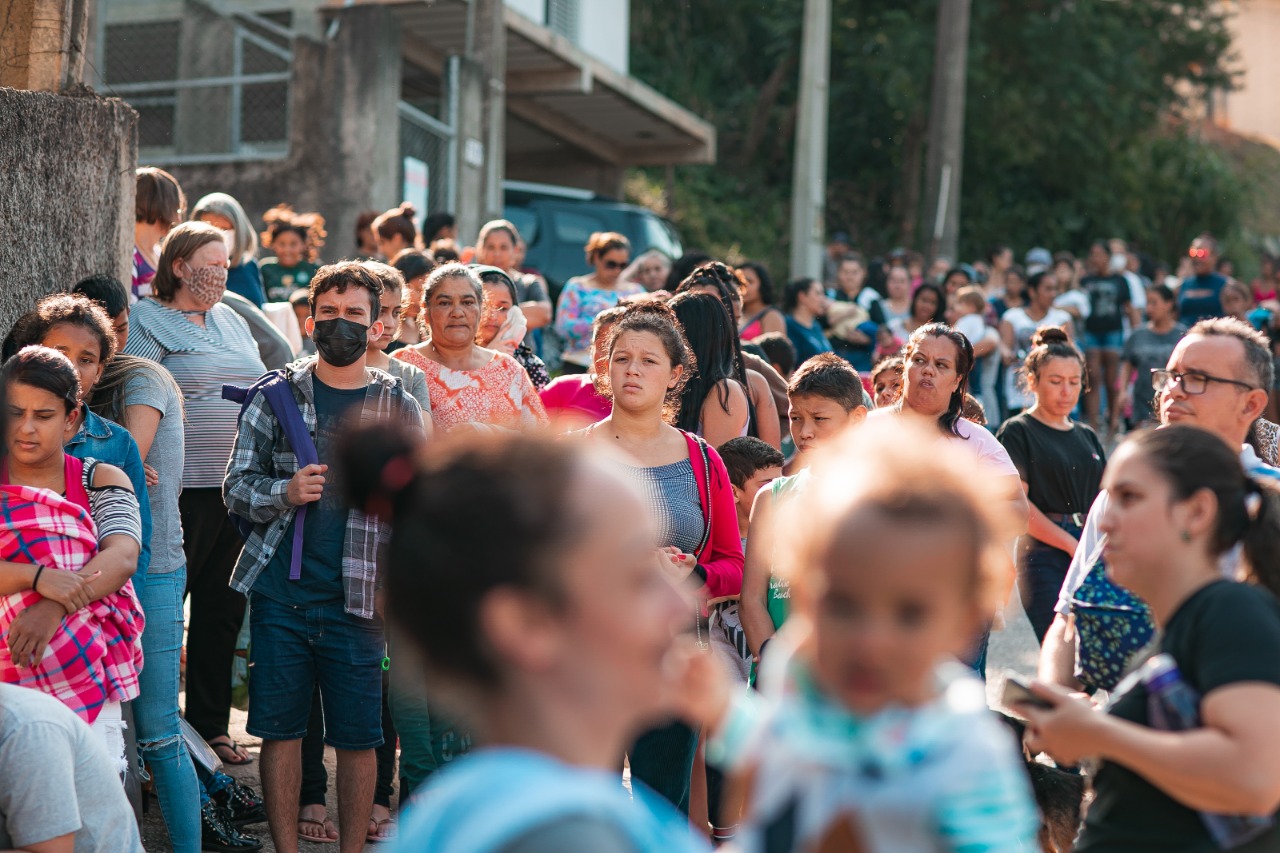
left=1223, top=0, right=1280, bottom=142
left=0, top=87, right=137, bottom=332
left=506, top=0, right=546, bottom=25
left=504, top=0, right=629, bottom=75
left=579, top=0, right=628, bottom=75
left=164, top=5, right=400, bottom=262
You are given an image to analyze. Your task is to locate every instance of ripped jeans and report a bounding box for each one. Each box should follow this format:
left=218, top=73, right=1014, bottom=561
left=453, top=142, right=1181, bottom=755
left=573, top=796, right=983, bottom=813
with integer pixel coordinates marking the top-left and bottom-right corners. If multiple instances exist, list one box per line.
left=134, top=567, right=202, bottom=852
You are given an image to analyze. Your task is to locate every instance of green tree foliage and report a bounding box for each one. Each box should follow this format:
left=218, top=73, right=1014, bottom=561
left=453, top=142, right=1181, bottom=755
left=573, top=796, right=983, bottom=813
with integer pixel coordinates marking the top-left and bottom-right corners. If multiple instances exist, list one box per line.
left=630, top=0, right=1243, bottom=276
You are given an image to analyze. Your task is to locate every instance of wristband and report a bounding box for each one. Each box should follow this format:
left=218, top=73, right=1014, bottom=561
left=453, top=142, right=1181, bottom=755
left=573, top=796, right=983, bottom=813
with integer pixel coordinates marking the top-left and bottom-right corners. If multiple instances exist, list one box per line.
left=32, top=565, right=44, bottom=594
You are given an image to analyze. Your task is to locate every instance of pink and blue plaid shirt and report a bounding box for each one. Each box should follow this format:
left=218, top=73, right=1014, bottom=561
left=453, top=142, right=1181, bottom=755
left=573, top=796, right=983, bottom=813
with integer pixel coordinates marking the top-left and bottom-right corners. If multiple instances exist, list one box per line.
left=0, top=479, right=144, bottom=724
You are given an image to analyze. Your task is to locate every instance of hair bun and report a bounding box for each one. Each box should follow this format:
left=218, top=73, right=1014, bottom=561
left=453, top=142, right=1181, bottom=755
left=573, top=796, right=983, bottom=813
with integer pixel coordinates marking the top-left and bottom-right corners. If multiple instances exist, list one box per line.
left=397, top=203, right=417, bottom=219
left=1032, top=326, right=1070, bottom=348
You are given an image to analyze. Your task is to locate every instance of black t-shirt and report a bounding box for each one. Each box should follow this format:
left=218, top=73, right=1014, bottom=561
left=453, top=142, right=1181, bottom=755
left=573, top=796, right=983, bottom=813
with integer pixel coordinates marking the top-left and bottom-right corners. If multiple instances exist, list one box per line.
left=1077, top=581, right=1280, bottom=852
left=1081, top=274, right=1131, bottom=335
left=995, top=413, right=1105, bottom=517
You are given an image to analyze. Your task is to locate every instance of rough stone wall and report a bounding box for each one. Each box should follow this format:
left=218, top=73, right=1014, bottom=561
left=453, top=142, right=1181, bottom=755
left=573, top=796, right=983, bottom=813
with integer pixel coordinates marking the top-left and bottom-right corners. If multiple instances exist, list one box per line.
left=0, top=86, right=137, bottom=333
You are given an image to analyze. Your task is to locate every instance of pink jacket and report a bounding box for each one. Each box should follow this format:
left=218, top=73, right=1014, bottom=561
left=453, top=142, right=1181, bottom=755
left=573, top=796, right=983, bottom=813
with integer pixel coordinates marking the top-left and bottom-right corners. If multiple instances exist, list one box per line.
left=681, top=432, right=745, bottom=602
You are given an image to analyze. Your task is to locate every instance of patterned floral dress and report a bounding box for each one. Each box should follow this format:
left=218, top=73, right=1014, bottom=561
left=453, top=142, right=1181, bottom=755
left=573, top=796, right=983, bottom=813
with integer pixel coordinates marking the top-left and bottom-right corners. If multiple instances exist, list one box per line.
left=394, top=347, right=549, bottom=431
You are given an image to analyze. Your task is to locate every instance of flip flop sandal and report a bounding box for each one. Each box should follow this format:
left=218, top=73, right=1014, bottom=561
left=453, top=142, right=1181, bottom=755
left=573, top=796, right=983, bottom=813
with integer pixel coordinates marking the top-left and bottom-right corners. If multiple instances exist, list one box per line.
left=298, top=818, right=338, bottom=844
left=366, top=817, right=396, bottom=843
left=208, top=736, right=254, bottom=766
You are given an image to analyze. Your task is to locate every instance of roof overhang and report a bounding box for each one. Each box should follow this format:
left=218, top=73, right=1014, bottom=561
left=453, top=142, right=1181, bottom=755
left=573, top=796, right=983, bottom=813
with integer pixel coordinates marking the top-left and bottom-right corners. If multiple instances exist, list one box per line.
left=334, top=0, right=715, bottom=166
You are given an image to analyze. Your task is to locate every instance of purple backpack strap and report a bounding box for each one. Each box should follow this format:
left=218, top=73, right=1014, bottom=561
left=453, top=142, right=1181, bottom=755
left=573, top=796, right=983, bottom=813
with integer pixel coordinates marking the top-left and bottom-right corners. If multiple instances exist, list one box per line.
left=258, top=378, right=317, bottom=581
left=225, top=372, right=319, bottom=581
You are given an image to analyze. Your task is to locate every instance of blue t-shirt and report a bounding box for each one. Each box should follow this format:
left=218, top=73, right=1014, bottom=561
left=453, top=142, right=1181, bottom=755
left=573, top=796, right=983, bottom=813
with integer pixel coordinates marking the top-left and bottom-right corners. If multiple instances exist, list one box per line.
left=1178, top=272, right=1227, bottom=325
left=254, top=376, right=365, bottom=607
left=226, top=259, right=266, bottom=308
left=394, top=748, right=707, bottom=853
left=785, top=315, right=833, bottom=365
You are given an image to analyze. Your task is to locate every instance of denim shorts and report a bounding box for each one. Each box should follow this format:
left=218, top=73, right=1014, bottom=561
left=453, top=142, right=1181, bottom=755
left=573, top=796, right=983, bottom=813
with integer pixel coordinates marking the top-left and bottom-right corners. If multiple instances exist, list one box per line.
left=1083, top=329, right=1125, bottom=352
left=246, top=594, right=385, bottom=750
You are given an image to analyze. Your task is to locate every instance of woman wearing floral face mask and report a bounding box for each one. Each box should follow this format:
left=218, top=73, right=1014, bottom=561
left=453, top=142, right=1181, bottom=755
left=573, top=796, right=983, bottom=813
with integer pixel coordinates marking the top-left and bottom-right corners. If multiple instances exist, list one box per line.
left=124, top=221, right=268, bottom=767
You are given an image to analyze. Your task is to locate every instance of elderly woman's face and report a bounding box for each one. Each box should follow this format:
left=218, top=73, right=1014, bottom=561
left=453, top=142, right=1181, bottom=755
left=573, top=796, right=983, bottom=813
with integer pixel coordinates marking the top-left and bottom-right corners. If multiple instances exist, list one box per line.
left=904, top=334, right=963, bottom=417
left=183, top=239, right=230, bottom=275
left=478, top=281, right=514, bottom=347
left=427, top=275, right=481, bottom=348
left=637, top=258, right=668, bottom=291
left=479, top=231, right=516, bottom=271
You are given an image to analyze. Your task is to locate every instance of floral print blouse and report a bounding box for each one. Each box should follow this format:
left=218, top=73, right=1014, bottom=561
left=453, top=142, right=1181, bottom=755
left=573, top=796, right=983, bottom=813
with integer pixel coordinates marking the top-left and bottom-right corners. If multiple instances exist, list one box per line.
left=393, top=347, right=549, bottom=432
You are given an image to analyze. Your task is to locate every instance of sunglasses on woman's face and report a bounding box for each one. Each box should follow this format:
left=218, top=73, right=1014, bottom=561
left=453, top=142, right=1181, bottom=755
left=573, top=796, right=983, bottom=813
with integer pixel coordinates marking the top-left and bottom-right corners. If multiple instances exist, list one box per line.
left=602, top=259, right=628, bottom=271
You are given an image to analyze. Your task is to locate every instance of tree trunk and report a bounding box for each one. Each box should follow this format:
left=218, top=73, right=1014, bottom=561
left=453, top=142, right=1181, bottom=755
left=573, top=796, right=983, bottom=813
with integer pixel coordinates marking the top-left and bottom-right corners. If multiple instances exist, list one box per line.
left=898, top=107, right=927, bottom=249
left=740, top=54, right=796, bottom=169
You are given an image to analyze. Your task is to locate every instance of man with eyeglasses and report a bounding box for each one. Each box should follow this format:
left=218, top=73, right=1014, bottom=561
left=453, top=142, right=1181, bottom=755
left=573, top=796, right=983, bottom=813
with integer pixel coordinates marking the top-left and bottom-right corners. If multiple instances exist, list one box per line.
left=1039, top=316, right=1280, bottom=688
left=1178, top=233, right=1229, bottom=325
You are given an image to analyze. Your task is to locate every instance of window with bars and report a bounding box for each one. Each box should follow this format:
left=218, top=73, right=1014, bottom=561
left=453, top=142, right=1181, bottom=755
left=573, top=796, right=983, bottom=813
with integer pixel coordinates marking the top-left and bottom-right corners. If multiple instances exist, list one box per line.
left=102, top=12, right=292, bottom=161
left=546, top=0, right=579, bottom=43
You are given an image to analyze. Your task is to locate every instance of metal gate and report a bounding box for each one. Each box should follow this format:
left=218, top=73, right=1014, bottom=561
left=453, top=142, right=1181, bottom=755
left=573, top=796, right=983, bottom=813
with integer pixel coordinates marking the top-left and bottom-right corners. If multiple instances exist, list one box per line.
left=397, top=56, right=459, bottom=219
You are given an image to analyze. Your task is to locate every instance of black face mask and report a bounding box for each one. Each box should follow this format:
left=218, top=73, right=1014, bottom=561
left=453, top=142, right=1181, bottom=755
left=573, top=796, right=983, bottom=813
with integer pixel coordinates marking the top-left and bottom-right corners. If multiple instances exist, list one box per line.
left=312, top=317, right=369, bottom=367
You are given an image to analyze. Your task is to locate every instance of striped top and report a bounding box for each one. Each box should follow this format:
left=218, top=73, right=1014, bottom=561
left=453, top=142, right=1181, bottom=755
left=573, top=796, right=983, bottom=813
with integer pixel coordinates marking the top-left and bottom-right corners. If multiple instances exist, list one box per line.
left=82, top=459, right=143, bottom=547
left=621, top=458, right=704, bottom=554
left=124, top=299, right=266, bottom=488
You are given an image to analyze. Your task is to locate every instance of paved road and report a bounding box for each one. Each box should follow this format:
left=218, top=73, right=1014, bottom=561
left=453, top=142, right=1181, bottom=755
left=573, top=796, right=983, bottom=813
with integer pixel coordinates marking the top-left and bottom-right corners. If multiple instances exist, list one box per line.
left=140, top=594, right=1042, bottom=851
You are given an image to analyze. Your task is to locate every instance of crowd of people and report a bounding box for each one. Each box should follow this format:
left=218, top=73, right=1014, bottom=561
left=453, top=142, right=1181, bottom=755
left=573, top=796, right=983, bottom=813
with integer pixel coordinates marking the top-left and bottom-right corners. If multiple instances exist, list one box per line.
left=3, top=161, right=1280, bottom=853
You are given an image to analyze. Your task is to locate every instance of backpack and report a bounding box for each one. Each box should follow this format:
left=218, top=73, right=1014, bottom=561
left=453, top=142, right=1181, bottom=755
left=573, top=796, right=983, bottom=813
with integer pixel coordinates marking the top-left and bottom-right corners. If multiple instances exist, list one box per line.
left=223, top=370, right=319, bottom=581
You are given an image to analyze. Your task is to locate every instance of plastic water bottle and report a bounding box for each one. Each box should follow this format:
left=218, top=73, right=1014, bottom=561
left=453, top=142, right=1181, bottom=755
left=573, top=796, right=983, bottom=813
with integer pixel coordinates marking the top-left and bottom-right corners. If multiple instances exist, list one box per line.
left=1143, top=654, right=1275, bottom=848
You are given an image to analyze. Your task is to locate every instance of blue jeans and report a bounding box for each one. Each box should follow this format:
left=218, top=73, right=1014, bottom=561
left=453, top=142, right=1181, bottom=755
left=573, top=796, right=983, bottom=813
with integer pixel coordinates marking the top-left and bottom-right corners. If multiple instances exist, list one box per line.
left=1019, top=521, right=1083, bottom=645
left=246, top=594, right=384, bottom=750
left=1083, top=329, right=1124, bottom=352
left=630, top=720, right=699, bottom=814
left=133, top=567, right=202, bottom=852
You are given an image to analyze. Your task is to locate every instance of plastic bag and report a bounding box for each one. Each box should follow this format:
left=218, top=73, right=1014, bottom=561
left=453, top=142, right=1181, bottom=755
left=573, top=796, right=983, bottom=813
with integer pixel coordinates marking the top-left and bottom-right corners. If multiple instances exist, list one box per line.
left=180, top=716, right=223, bottom=774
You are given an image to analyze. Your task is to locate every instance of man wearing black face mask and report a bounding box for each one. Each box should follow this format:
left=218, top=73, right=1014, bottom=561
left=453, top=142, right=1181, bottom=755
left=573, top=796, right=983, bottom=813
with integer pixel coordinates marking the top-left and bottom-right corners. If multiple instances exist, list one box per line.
left=224, top=262, right=426, bottom=853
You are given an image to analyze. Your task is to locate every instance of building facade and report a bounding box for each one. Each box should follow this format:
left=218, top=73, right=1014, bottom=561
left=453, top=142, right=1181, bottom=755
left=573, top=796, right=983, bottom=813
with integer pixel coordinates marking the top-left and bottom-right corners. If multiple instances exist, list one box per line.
left=89, top=0, right=714, bottom=258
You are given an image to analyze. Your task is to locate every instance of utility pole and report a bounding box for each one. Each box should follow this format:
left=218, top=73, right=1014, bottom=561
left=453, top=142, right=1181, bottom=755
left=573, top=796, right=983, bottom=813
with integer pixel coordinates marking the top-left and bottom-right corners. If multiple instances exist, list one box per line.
left=788, top=0, right=831, bottom=281
left=921, top=0, right=971, bottom=264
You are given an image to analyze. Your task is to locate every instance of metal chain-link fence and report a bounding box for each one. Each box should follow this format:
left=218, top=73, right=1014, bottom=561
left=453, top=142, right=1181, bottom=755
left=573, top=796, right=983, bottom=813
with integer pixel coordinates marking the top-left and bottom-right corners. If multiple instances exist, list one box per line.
left=398, top=101, right=456, bottom=218
left=102, top=13, right=291, bottom=161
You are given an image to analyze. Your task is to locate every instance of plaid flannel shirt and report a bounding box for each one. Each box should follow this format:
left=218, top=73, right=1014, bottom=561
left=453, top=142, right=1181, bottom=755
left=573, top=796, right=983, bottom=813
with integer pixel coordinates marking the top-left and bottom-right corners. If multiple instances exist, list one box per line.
left=0, top=482, right=145, bottom=724
left=224, top=358, right=425, bottom=618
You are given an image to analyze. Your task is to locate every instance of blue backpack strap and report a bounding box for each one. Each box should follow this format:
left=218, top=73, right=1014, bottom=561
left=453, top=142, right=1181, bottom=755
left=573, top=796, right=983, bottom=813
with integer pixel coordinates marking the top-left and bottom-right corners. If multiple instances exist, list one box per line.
left=223, top=371, right=319, bottom=580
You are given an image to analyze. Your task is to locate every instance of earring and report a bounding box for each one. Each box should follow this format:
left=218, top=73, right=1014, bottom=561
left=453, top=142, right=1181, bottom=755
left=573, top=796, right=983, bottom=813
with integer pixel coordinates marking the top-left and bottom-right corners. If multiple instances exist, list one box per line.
left=1180, top=530, right=1192, bottom=543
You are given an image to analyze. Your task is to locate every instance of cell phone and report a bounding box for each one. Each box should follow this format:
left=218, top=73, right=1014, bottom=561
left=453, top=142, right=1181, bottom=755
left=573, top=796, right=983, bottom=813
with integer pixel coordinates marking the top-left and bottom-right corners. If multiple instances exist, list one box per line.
left=1001, top=673, right=1053, bottom=710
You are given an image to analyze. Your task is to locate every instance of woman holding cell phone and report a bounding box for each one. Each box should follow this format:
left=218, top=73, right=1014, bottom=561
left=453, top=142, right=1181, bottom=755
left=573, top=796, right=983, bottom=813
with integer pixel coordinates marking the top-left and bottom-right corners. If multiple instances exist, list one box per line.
left=1017, top=426, right=1280, bottom=852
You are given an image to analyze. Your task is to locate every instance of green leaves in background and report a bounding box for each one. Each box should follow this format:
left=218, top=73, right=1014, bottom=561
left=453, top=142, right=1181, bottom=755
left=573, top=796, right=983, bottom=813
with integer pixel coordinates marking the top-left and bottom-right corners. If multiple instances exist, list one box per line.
left=630, top=0, right=1254, bottom=278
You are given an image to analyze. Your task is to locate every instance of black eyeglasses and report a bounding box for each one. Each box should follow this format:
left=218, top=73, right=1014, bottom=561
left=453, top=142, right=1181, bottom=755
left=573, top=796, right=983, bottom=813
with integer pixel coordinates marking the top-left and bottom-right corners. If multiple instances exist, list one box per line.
left=603, top=260, right=628, bottom=271
left=1151, top=368, right=1258, bottom=396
